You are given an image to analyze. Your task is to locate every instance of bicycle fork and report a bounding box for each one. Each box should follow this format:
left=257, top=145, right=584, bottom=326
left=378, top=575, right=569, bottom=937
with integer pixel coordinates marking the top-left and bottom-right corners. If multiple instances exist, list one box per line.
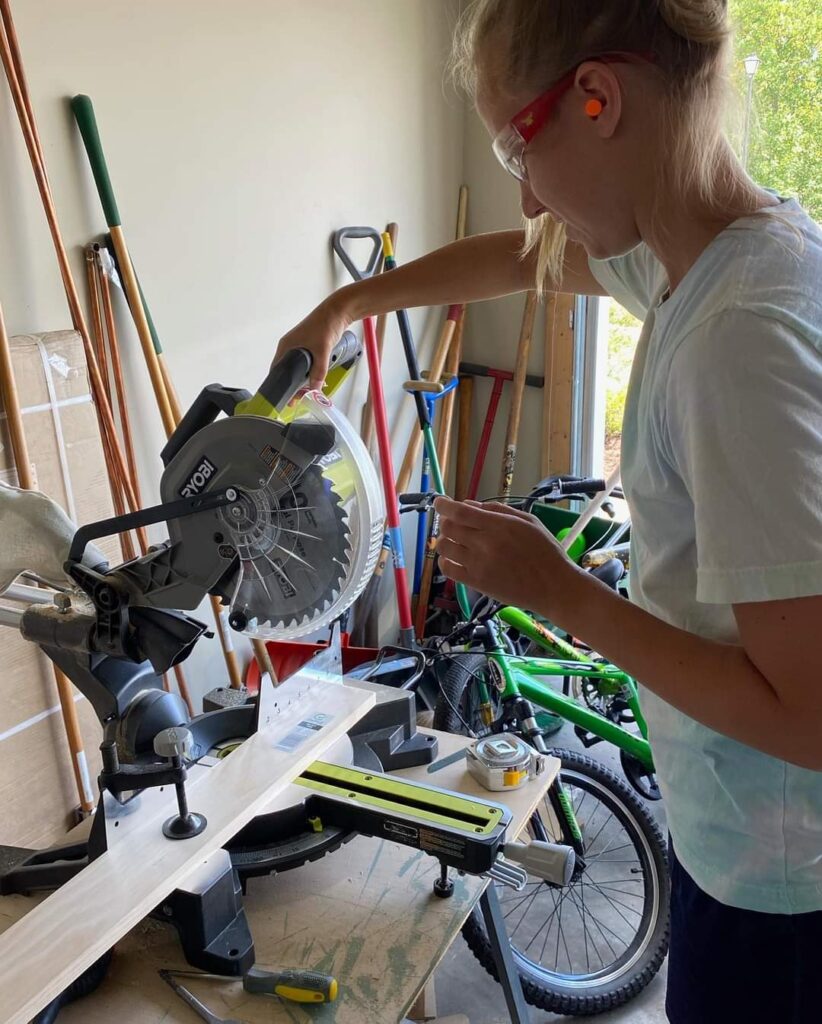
left=504, top=691, right=588, bottom=866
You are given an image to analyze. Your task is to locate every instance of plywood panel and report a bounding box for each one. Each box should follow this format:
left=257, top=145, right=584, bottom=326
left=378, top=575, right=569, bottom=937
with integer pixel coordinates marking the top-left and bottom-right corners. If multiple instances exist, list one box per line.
left=542, top=292, right=575, bottom=476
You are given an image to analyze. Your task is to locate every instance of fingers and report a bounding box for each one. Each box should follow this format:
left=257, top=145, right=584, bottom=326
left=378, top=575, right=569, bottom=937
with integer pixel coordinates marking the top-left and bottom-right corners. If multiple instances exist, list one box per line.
left=434, top=495, right=490, bottom=527
left=435, top=535, right=471, bottom=566
left=437, top=555, right=470, bottom=585
left=480, top=500, right=540, bottom=524
left=434, top=495, right=540, bottom=528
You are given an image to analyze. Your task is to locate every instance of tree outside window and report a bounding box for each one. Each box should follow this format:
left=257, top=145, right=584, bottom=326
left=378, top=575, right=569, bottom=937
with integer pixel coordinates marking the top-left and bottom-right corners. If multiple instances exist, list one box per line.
left=602, top=0, right=820, bottom=474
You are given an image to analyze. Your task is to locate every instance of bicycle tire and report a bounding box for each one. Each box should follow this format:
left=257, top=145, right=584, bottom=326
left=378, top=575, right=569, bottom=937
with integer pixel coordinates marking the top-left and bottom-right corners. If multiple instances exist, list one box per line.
left=463, top=748, right=669, bottom=1016
left=432, top=656, right=669, bottom=1015
left=432, top=652, right=492, bottom=734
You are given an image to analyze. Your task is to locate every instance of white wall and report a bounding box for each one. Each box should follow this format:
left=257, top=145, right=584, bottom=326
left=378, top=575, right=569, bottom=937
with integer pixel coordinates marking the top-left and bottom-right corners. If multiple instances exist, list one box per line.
left=459, top=106, right=549, bottom=499
left=0, top=0, right=465, bottom=699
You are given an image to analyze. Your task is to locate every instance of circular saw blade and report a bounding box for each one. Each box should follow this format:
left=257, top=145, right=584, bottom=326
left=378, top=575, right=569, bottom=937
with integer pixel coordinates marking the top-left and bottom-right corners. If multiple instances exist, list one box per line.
left=224, top=463, right=351, bottom=633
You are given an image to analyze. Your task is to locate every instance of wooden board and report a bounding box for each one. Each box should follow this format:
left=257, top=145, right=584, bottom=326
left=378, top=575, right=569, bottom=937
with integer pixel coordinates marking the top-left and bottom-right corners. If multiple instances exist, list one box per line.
left=32, top=729, right=559, bottom=1024
left=541, top=292, right=575, bottom=477
left=0, top=671, right=375, bottom=1024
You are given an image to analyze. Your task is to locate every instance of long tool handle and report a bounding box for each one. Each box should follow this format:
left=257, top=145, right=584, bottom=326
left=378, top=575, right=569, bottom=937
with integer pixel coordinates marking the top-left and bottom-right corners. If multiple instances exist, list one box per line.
left=0, top=2, right=117, bottom=813
left=499, top=291, right=537, bottom=498
left=467, top=375, right=505, bottom=501
left=434, top=184, right=469, bottom=482
left=362, top=315, right=414, bottom=645
left=395, top=309, right=460, bottom=494
left=356, top=308, right=461, bottom=645
left=0, top=10, right=140, bottom=520
left=71, top=95, right=242, bottom=691
left=455, top=374, right=474, bottom=501
left=71, top=95, right=176, bottom=437
left=85, top=250, right=136, bottom=562
left=361, top=222, right=398, bottom=451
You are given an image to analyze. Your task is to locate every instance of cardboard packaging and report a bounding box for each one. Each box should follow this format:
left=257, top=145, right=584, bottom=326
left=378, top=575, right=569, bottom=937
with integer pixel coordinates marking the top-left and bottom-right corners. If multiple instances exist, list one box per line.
left=0, top=330, right=118, bottom=846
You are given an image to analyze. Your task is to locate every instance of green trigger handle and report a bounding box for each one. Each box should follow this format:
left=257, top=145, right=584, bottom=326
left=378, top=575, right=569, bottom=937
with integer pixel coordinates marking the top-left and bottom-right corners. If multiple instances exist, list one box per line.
left=235, top=331, right=361, bottom=418
left=159, top=332, right=360, bottom=466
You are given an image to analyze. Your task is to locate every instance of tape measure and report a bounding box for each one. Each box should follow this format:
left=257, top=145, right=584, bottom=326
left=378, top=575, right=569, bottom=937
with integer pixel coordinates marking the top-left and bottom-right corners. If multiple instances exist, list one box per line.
left=465, top=735, right=545, bottom=792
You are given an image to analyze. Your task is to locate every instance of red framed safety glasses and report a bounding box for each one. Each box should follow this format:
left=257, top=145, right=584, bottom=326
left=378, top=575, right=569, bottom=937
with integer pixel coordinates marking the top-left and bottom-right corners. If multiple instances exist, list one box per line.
left=492, top=52, right=655, bottom=181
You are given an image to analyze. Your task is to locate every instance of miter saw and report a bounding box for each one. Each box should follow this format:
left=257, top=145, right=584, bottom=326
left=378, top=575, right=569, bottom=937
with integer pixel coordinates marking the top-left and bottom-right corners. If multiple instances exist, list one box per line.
left=0, top=336, right=573, bottom=997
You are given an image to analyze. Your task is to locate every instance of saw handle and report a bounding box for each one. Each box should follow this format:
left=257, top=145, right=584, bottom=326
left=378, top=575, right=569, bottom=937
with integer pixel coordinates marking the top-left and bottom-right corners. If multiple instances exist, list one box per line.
left=160, top=385, right=251, bottom=467
left=237, top=331, right=361, bottom=418
left=160, top=332, right=360, bottom=467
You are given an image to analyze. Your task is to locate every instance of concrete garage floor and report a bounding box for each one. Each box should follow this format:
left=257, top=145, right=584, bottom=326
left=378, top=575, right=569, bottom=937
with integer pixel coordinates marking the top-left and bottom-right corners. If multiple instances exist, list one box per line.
left=433, top=719, right=669, bottom=1023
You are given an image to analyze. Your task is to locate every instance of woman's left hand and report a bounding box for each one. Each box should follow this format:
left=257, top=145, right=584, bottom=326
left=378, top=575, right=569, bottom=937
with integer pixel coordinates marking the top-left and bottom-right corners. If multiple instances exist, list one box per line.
left=433, top=496, right=583, bottom=618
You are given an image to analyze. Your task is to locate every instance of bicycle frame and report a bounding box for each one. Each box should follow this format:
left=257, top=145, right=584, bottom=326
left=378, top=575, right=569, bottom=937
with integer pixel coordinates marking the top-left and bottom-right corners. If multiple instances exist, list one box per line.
left=460, top=604, right=655, bottom=771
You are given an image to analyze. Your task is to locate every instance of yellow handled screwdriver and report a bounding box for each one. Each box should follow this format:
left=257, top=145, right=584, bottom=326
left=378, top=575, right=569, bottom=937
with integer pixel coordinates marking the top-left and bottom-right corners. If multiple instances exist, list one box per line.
left=165, top=966, right=338, bottom=1005
left=244, top=966, right=338, bottom=1003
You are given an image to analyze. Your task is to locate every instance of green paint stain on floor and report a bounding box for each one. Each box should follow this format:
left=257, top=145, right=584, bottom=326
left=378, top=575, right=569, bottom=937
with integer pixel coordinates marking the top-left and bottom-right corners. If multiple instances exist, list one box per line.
left=362, top=843, right=384, bottom=890
left=386, top=943, right=415, bottom=991
left=340, top=934, right=365, bottom=979
left=357, top=974, right=378, bottom=1001
left=313, top=949, right=337, bottom=976
left=398, top=851, right=424, bottom=877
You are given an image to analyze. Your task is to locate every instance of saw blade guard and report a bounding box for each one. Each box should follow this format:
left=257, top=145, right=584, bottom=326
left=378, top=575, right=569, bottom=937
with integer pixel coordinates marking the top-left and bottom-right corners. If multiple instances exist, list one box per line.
left=228, top=392, right=384, bottom=639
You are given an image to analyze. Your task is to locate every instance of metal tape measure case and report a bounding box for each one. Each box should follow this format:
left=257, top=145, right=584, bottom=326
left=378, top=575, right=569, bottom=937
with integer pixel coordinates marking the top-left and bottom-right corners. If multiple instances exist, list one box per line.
left=466, top=735, right=544, bottom=792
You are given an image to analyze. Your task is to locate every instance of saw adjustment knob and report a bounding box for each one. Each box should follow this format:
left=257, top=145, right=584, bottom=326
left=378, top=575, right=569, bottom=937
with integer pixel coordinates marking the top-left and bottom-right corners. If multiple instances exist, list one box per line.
left=154, top=727, right=207, bottom=841
left=153, top=726, right=193, bottom=761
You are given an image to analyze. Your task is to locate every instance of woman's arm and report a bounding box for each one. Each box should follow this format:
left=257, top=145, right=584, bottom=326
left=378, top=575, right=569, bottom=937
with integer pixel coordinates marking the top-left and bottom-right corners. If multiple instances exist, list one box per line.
left=433, top=498, right=822, bottom=771
left=277, top=232, right=604, bottom=386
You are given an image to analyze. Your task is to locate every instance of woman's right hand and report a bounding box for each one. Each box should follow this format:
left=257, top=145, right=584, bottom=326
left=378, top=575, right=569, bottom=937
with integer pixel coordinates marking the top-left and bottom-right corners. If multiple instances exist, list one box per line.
left=274, top=291, right=355, bottom=391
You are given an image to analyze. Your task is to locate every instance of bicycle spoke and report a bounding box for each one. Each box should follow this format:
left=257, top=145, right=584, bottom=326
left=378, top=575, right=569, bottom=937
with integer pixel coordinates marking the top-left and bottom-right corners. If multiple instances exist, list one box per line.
left=579, top=803, right=613, bottom=852
left=586, top=876, right=644, bottom=886
left=553, top=885, right=564, bottom=969
left=556, top=892, right=576, bottom=973
left=566, top=886, right=626, bottom=955
left=567, top=884, right=610, bottom=969
left=588, top=831, right=636, bottom=859
left=585, top=876, right=644, bottom=921
left=505, top=882, right=546, bottom=938
left=531, top=882, right=578, bottom=960
left=523, top=883, right=573, bottom=958
left=577, top=876, right=592, bottom=972
left=588, top=841, right=636, bottom=860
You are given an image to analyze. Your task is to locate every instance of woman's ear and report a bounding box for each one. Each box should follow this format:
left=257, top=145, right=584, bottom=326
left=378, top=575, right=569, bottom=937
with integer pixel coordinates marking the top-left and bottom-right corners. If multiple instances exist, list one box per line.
left=575, top=64, right=622, bottom=138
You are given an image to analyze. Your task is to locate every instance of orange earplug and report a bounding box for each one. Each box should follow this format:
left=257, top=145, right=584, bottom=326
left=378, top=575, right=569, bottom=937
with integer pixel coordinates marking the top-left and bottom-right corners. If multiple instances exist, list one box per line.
left=585, top=98, right=603, bottom=119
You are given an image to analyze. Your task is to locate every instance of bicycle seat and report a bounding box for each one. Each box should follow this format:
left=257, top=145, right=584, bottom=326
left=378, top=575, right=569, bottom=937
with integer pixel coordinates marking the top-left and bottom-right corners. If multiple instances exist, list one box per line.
left=588, top=557, right=625, bottom=591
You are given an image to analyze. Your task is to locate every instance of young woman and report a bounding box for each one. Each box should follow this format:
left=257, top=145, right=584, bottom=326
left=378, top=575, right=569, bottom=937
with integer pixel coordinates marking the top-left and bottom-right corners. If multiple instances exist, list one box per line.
left=277, top=2, right=822, bottom=1020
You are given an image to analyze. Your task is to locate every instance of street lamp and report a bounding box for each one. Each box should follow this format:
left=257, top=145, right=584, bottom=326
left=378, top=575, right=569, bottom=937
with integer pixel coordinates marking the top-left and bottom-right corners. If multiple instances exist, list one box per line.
left=742, top=54, right=761, bottom=170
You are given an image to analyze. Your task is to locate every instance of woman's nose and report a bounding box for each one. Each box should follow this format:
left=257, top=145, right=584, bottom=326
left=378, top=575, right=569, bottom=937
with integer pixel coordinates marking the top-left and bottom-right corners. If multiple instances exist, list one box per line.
left=519, top=179, right=545, bottom=219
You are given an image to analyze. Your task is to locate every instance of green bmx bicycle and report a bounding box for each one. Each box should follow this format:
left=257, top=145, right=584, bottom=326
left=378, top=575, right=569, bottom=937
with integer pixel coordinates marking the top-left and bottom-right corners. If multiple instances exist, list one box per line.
left=403, top=482, right=669, bottom=1016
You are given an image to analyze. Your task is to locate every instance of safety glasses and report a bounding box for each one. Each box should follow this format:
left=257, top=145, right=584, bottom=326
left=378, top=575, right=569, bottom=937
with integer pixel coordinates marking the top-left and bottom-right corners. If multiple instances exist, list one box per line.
left=491, top=52, right=654, bottom=181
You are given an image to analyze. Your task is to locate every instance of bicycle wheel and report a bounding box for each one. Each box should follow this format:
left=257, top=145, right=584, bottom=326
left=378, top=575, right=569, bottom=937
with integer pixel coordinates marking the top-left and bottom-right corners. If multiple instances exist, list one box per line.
left=463, top=748, right=669, bottom=1016
left=432, top=652, right=499, bottom=735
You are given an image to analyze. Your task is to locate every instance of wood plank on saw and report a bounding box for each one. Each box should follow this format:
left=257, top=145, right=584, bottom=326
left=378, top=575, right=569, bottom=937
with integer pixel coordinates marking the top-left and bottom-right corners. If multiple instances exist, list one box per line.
left=0, top=670, right=375, bottom=1024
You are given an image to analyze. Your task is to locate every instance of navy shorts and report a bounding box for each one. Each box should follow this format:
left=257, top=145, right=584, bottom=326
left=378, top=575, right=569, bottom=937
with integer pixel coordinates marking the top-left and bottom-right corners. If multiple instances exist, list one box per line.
left=667, top=840, right=822, bottom=1024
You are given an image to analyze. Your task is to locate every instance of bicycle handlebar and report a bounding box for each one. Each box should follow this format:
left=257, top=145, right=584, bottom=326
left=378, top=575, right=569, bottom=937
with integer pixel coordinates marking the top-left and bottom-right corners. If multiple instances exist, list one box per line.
left=558, top=477, right=605, bottom=497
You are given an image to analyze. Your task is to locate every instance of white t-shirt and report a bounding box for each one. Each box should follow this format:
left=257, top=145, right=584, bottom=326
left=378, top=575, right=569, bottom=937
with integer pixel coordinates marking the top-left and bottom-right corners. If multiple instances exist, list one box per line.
left=589, top=197, right=822, bottom=913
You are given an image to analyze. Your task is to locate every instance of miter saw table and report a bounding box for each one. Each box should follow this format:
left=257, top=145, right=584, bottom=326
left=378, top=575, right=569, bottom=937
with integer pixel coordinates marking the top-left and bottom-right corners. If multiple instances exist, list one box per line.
left=0, top=727, right=560, bottom=1024
left=0, top=341, right=572, bottom=1023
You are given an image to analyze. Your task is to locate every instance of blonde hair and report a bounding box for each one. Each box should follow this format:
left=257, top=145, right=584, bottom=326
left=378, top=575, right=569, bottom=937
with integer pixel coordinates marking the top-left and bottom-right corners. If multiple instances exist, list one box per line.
left=452, top=0, right=755, bottom=289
